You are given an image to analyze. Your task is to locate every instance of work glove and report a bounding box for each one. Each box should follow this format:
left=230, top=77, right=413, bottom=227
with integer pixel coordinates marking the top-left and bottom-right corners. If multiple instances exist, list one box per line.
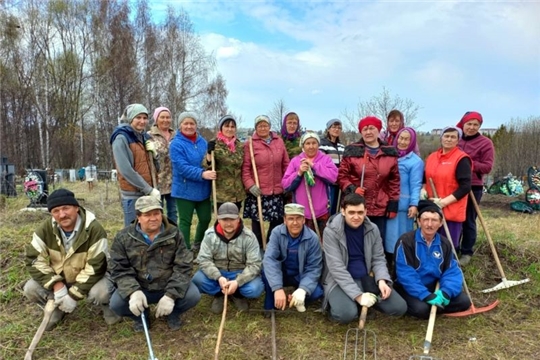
left=54, top=285, right=68, bottom=303
left=357, top=292, right=378, bottom=308
left=355, top=187, right=365, bottom=196
left=435, top=290, right=450, bottom=307
left=289, top=288, right=307, bottom=312
left=145, top=140, right=158, bottom=159
left=386, top=211, right=397, bottom=219
left=149, top=188, right=161, bottom=199
left=207, top=140, right=216, bottom=154
left=420, top=188, right=428, bottom=200
left=431, top=198, right=444, bottom=208
left=249, top=185, right=262, bottom=197
left=129, top=290, right=148, bottom=316
left=155, top=295, right=175, bottom=318
left=58, top=294, right=78, bottom=313
left=425, top=293, right=444, bottom=308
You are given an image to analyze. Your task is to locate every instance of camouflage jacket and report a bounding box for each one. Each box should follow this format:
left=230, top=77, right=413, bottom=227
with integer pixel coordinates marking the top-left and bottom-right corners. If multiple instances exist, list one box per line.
left=108, top=218, right=193, bottom=300
left=149, top=125, right=175, bottom=195
left=212, top=138, right=246, bottom=203
left=196, top=221, right=261, bottom=287
left=283, top=137, right=302, bottom=159
left=25, top=208, right=109, bottom=300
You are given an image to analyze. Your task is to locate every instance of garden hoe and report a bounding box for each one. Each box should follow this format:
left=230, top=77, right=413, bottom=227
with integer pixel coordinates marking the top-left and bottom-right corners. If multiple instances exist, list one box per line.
left=469, top=192, right=530, bottom=293
left=429, top=179, right=499, bottom=317
left=141, top=312, right=158, bottom=360
left=214, top=291, right=229, bottom=360
left=25, top=299, right=55, bottom=360
left=343, top=275, right=378, bottom=360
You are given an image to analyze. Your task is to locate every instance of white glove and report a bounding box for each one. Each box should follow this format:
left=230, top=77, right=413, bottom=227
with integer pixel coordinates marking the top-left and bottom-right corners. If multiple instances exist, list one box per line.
left=249, top=185, right=262, bottom=197
left=420, top=188, right=428, bottom=200
left=58, top=294, right=78, bottom=313
left=149, top=188, right=161, bottom=199
left=289, top=288, right=307, bottom=312
left=155, top=295, right=175, bottom=318
left=145, top=141, right=157, bottom=158
left=432, top=198, right=444, bottom=208
left=358, top=292, right=378, bottom=308
left=54, top=285, right=68, bottom=303
left=129, top=290, right=148, bottom=316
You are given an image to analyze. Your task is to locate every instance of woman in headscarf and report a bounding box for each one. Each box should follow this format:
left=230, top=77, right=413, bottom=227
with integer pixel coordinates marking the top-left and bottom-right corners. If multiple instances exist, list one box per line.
left=338, top=116, right=400, bottom=245
left=385, top=127, right=424, bottom=258
left=148, top=106, right=177, bottom=223
left=424, top=126, right=472, bottom=248
left=170, top=111, right=216, bottom=251
left=379, top=109, right=420, bottom=154
left=242, top=115, right=290, bottom=247
left=280, top=112, right=303, bottom=159
left=206, top=115, right=245, bottom=211
left=282, top=132, right=338, bottom=237
left=456, top=111, right=494, bottom=265
left=319, top=118, right=345, bottom=215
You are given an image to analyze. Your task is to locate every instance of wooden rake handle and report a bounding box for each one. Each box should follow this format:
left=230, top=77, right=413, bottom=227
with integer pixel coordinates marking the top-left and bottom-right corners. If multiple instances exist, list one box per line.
left=214, top=292, right=229, bottom=360
left=25, top=299, right=56, bottom=360
left=249, top=136, right=266, bottom=249
left=211, top=151, right=218, bottom=218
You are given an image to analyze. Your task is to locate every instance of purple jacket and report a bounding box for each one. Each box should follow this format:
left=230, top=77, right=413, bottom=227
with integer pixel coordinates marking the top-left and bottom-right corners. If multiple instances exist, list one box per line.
left=282, top=151, right=338, bottom=219
left=458, top=134, right=495, bottom=187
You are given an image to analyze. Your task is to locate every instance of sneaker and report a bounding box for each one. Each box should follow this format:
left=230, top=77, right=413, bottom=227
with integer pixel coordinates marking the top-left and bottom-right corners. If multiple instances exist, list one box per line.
left=167, top=315, right=182, bottom=331
left=101, top=305, right=122, bottom=325
left=211, top=295, right=225, bottom=314
left=133, top=321, right=144, bottom=332
left=459, top=255, right=472, bottom=266
left=230, top=295, right=249, bottom=312
left=45, top=308, right=65, bottom=331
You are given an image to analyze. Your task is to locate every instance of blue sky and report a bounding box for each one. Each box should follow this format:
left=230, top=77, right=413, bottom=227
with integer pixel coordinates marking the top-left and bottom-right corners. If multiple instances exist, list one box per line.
left=149, top=0, right=540, bottom=132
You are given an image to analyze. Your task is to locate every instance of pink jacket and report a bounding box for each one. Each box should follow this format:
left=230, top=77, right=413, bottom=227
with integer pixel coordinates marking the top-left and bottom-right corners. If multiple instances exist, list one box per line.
left=282, top=151, right=338, bottom=219
left=242, top=132, right=290, bottom=195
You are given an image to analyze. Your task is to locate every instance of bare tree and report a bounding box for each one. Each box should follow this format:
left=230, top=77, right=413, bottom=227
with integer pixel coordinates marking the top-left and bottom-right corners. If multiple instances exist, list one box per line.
left=343, top=87, right=423, bottom=131
left=267, top=98, right=289, bottom=132
left=199, top=74, right=229, bottom=130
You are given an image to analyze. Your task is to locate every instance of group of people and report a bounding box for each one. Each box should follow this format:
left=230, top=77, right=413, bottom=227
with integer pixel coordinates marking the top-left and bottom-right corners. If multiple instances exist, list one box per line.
left=24, top=107, right=495, bottom=335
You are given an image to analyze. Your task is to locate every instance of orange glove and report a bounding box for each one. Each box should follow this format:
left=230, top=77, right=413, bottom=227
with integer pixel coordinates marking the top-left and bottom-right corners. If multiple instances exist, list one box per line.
left=355, top=187, right=365, bottom=196
left=387, top=211, right=397, bottom=219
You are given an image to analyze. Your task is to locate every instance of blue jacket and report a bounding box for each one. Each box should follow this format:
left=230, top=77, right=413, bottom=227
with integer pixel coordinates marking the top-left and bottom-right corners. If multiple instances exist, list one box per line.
left=170, top=131, right=210, bottom=201
left=263, top=224, right=323, bottom=296
left=395, top=229, right=463, bottom=301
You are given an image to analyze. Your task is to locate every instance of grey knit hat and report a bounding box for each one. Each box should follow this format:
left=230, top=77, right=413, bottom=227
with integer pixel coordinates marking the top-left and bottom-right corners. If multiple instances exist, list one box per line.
left=326, top=118, right=342, bottom=130
left=178, top=111, right=198, bottom=126
left=218, top=115, right=236, bottom=131
left=254, top=115, right=271, bottom=127
left=120, top=104, right=148, bottom=124
left=300, top=131, right=320, bottom=147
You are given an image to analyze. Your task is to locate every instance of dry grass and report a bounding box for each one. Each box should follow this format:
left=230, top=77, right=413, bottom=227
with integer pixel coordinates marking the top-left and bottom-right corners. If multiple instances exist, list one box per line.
left=1, top=187, right=539, bottom=359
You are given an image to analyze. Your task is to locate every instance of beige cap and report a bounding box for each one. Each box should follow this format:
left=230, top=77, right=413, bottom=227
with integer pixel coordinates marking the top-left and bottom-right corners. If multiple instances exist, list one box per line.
left=284, top=203, right=305, bottom=216
left=135, top=196, right=163, bottom=213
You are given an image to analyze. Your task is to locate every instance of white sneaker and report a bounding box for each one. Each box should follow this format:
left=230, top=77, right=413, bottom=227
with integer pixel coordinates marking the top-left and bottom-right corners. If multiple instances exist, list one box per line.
left=459, top=255, right=472, bottom=266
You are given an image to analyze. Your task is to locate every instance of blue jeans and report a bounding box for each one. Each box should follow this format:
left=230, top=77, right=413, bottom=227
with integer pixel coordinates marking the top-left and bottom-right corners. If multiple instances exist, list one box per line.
left=192, top=270, right=264, bottom=298
left=121, top=197, right=140, bottom=227
left=162, top=193, right=178, bottom=224
left=109, top=282, right=201, bottom=323
left=261, top=269, right=324, bottom=310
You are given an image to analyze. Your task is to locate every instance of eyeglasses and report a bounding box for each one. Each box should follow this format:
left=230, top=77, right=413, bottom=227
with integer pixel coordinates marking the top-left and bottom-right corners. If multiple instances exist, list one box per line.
left=330, top=125, right=342, bottom=130
left=257, top=124, right=270, bottom=129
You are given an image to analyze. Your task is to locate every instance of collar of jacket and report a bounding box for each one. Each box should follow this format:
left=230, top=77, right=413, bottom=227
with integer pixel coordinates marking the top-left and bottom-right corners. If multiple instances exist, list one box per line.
left=128, top=216, right=177, bottom=245
left=277, top=223, right=316, bottom=242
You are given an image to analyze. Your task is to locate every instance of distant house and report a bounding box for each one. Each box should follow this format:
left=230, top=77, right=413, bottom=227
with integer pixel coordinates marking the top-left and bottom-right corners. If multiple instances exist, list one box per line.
left=431, top=128, right=497, bottom=136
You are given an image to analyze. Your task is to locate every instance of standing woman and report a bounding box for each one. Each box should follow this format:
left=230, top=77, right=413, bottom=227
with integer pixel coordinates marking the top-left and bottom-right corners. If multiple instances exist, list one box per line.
left=242, top=115, right=290, bottom=247
left=338, top=116, right=400, bottom=245
left=319, top=118, right=345, bottom=215
left=282, top=132, right=338, bottom=237
left=457, top=112, right=494, bottom=265
left=206, top=115, right=245, bottom=211
left=149, top=106, right=177, bottom=223
left=170, top=112, right=216, bottom=251
left=385, top=127, right=424, bottom=257
left=424, top=126, right=472, bottom=248
left=379, top=109, right=420, bottom=154
left=280, top=112, right=303, bottom=159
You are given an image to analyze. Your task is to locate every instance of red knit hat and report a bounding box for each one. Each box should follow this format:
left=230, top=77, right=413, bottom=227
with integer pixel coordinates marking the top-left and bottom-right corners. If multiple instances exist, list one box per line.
left=358, top=116, right=383, bottom=132
left=457, top=111, right=483, bottom=129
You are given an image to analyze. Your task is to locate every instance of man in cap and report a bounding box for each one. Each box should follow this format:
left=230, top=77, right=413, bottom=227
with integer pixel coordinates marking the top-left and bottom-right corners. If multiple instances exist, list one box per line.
left=394, top=200, right=471, bottom=318
left=192, top=202, right=263, bottom=313
left=262, top=203, right=324, bottom=314
left=110, top=103, right=160, bottom=226
left=24, top=188, right=120, bottom=330
left=322, top=193, right=407, bottom=324
left=109, top=196, right=200, bottom=331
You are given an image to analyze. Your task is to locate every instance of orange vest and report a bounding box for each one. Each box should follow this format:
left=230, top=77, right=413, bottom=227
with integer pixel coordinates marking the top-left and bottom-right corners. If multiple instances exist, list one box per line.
left=117, top=142, right=153, bottom=192
left=425, top=147, right=470, bottom=222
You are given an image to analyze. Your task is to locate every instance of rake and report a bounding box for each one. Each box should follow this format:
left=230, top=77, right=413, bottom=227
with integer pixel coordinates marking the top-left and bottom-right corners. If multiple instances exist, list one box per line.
left=429, top=179, right=499, bottom=317
left=469, top=192, right=530, bottom=293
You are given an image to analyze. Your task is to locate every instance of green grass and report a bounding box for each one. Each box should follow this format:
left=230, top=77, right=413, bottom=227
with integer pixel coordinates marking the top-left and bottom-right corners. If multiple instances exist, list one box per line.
left=1, top=185, right=539, bottom=359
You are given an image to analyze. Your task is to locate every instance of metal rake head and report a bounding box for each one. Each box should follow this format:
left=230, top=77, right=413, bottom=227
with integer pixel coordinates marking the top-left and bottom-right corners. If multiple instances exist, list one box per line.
left=409, top=356, right=441, bottom=360
left=481, top=278, right=530, bottom=293
left=343, top=328, right=377, bottom=360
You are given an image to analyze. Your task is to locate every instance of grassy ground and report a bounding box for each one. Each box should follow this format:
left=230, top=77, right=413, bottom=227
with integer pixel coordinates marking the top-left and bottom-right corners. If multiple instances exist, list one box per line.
left=1, top=182, right=539, bottom=359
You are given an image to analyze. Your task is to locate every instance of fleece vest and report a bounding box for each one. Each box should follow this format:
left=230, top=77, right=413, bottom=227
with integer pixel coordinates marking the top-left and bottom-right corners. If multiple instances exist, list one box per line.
left=425, top=147, right=470, bottom=222
left=117, top=141, right=152, bottom=192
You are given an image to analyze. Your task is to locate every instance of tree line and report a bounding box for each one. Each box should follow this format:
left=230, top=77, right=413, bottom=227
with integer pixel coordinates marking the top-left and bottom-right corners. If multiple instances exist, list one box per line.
left=0, top=0, right=228, bottom=173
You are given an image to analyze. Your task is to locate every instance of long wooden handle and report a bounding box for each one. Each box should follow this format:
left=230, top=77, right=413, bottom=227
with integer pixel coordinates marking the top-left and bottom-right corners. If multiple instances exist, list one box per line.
left=469, top=191, right=507, bottom=278
left=25, top=299, right=56, bottom=360
left=358, top=306, right=368, bottom=330
left=249, top=137, right=267, bottom=249
left=304, top=180, right=320, bottom=239
left=211, top=151, right=218, bottom=218
left=423, top=282, right=440, bottom=354
left=214, top=292, right=228, bottom=360
left=271, top=310, right=277, bottom=360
